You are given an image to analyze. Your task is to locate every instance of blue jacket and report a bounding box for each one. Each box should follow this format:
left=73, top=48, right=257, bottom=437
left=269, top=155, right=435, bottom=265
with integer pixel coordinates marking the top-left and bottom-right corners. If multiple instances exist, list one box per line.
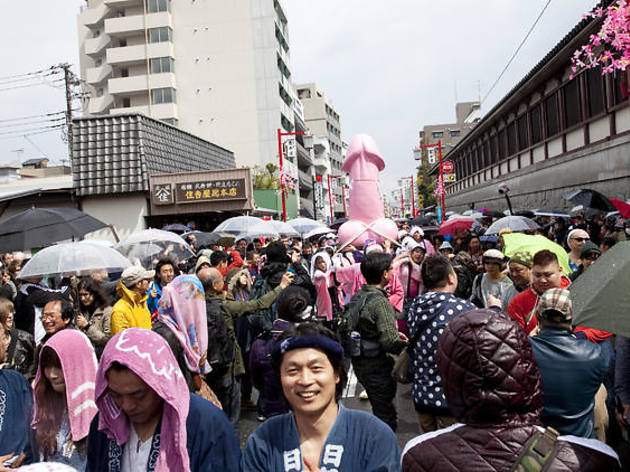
left=0, top=369, right=33, bottom=463
left=243, top=403, right=400, bottom=471
left=407, top=292, right=476, bottom=414
left=146, top=281, right=162, bottom=315
left=529, top=327, right=606, bottom=438
left=616, top=336, right=630, bottom=405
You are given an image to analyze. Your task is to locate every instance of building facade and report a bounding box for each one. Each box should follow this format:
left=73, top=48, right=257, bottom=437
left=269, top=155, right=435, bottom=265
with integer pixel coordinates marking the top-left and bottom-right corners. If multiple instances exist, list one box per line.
left=77, top=0, right=295, bottom=169
left=419, top=101, right=481, bottom=164
left=296, top=83, right=346, bottom=220
left=438, top=2, right=630, bottom=212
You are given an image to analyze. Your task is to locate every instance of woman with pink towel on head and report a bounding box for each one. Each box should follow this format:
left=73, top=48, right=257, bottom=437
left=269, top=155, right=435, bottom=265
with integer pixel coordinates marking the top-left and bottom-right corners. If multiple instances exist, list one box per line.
left=31, top=330, right=98, bottom=471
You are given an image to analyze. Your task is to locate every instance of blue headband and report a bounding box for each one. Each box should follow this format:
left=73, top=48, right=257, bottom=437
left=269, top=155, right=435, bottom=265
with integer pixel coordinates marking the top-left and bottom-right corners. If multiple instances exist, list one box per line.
left=271, top=334, right=345, bottom=362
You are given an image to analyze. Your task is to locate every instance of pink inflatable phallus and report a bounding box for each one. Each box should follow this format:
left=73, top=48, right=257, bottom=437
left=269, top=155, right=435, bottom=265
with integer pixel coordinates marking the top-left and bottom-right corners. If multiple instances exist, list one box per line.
left=337, top=134, right=398, bottom=247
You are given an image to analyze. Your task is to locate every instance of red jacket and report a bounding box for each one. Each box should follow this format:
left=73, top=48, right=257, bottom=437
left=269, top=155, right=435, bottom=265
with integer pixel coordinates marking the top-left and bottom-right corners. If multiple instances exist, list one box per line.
left=507, top=277, right=611, bottom=343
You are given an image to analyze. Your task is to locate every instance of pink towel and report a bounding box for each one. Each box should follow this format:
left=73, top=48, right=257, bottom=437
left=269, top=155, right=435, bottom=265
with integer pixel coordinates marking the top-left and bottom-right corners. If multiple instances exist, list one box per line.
left=157, top=274, right=210, bottom=374
left=334, top=263, right=404, bottom=312
left=96, top=328, right=191, bottom=472
left=32, top=330, right=98, bottom=442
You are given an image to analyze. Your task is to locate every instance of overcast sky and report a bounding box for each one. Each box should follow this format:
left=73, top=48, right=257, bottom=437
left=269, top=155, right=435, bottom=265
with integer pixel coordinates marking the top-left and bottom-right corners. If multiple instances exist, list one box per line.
left=0, top=0, right=598, bottom=193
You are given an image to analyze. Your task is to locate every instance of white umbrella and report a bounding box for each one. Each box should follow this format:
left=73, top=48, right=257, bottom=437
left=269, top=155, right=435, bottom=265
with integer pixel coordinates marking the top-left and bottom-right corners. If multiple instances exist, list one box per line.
left=287, top=217, right=328, bottom=236
left=19, top=242, right=131, bottom=278
left=115, top=229, right=194, bottom=268
left=269, top=220, right=300, bottom=237
left=303, top=226, right=331, bottom=240
left=485, top=216, right=540, bottom=235
left=214, top=216, right=278, bottom=238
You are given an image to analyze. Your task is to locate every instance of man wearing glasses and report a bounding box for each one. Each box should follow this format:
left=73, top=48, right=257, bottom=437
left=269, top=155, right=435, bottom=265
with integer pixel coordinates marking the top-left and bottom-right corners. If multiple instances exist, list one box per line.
left=567, top=229, right=590, bottom=273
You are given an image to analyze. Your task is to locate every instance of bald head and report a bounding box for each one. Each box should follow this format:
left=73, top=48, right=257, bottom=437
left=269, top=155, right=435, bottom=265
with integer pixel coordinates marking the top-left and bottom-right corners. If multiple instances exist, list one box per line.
left=568, top=229, right=589, bottom=252
left=198, top=267, right=224, bottom=294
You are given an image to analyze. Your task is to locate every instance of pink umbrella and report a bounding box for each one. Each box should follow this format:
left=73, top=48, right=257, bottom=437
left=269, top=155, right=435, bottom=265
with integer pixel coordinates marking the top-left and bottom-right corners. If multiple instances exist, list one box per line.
left=437, top=217, right=474, bottom=236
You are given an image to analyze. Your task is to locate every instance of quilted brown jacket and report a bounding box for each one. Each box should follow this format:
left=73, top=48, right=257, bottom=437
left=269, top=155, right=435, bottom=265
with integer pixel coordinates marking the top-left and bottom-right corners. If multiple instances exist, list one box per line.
left=402, top=308, right=620, bottom=472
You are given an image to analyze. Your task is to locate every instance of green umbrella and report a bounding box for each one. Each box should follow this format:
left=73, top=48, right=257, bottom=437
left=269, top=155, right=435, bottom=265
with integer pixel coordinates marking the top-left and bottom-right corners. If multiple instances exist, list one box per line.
left=501, top=233, right=571, bottom=275
left=571, top=241, right=630, bottom=337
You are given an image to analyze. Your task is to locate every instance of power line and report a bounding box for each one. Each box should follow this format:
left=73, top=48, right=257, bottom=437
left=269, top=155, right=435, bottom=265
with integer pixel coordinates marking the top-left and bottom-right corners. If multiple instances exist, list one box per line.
left=0, top=111, right=65, bottom=124
left=0, top=124, right=64, bottom=137
left=0, top=67, right=59, bottom=83
left=0, top=117, right=65, bottom=130
left=0, top=70, right=61, bottom=86
left=481, top=0, right=553, bottom=105
left=0, top=79, right=65, bottom=93
left=0, top=127, right=64, bottom=141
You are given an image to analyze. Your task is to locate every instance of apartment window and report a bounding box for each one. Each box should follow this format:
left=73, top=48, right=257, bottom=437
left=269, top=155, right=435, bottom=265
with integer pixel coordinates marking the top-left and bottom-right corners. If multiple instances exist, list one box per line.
left=545, top=93, right=560, bottom=136
left=150, top=57, right=175, bottom=74
left=530, top=105, right=543, bottom=144
left=449, top=129, right=460, bottom=137
left=563, top=79, right=581, bottom=128
left=517, top=115, right=528, bottom=151
left=613, top=71, right=629, bottom=105
left=490, top=134, right=499, bottom=164
left=432, top=131, right=443, bottom=139
left=151, top=87, right=176, bottom=104
left=120, top=68, right=129, bottom=78
left=119, top=39, right=127, bottom=48
left=149, top=27, right=173, bottom=43
left=122, top=98, right=131, bottom=108
left=586, top=68, right=605, bottom=116
left=148, top=0, right=170, bottom=13
left=507, top=121, right=517, bottom=156
left=499, top=128, right=508, bottom=160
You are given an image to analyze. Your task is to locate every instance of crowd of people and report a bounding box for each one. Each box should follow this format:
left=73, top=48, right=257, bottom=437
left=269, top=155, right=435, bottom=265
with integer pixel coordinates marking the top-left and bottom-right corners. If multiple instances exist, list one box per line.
left=0, top=208, right=628, bottom=471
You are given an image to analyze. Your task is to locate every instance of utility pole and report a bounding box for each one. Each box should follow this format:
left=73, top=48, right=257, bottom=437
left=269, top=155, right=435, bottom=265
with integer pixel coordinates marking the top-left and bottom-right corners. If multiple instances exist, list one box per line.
left=61, top=63, right=74, bottom=166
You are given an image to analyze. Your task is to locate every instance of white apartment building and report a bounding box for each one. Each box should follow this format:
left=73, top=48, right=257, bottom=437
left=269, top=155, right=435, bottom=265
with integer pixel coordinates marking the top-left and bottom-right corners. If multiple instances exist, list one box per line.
left=77, top=0, right=295, bottom=169
left=295, top=83, right=346, bottom=219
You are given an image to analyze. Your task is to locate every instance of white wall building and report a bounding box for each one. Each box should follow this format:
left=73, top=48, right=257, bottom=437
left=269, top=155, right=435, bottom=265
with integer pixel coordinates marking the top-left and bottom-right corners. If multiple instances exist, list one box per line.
left=295, top=83, right=346, bottom=219
left=77, top=0, right=295, bottom=169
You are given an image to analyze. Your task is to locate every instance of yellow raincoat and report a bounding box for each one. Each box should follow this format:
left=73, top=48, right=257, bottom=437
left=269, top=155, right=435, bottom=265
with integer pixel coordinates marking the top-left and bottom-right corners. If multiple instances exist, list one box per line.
left=110, top=281, right=152, bottom=335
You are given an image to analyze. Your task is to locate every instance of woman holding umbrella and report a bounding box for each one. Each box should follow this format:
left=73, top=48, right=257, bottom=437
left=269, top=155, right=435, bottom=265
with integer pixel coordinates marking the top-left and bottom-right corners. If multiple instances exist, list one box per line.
left=75, top=279, right=112, bottom=358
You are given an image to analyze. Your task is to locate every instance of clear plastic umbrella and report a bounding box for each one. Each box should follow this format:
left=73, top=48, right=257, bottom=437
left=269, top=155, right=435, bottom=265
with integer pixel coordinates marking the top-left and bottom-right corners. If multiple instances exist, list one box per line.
left=18, top=242, right=131, bottom=278
left=214, top=216, right=279, bottom=238
left=287, top=217, right=328, bottom=236
left=303, top=226, right=331, bottom=240
left=485, top=216, right=540, bottom=235
left=269, top=220, right=300, bottom=237
left=115, top=229, right=194, bottom=269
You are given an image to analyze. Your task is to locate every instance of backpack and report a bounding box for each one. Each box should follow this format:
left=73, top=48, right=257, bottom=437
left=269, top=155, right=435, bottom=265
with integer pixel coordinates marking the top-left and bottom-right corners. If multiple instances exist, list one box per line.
left=247, top=277, right=275, bottom=338
left=336, top=290, right=380, bottom=357
left=205, top=297, right=235, bottom=379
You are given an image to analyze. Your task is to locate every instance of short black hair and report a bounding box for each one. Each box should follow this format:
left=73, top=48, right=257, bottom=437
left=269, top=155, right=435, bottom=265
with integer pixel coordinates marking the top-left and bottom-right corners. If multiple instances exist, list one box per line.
left=533, top=249, right=558, bottom=267
left=276, top=286, right=312, bottom=322
left=273, top=322, right=347, bottom=401
left=600, top=236, right=616, bottom=249
left=422, top=254, right=454, bottom=290
left=360, top=253, right=392, bottom=285
left=45, top=298, right=75, bottom=321
left=154, top=257, right=180, bottom=281
left=210, top=250, right=229, bottom=267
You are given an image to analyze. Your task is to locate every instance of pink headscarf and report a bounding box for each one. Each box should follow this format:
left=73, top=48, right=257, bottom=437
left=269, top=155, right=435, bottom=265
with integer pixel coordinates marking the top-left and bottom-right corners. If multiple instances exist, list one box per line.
left=95, top=328, right=190, bottom=472
left=157, top=275, right=210, bottom=374
left=32, top=330, right=98, bottom=442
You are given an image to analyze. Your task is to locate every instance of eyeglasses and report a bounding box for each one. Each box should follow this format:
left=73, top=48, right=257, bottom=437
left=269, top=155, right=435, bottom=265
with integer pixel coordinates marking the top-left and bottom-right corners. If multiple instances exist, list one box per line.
left=584, top=253, right=600, bottom=261
left=40, top=312, right=59, bottom=321
left=571, top=237, right=590, bottom=242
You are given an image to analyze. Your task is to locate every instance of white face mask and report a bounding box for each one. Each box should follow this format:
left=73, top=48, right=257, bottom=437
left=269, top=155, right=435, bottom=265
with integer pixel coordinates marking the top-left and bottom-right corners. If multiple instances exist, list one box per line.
left=625, top=227, right=630, bottom=236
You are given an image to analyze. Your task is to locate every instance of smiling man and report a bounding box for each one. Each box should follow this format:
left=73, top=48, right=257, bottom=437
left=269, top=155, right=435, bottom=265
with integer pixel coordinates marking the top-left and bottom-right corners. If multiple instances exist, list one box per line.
left=242, top=323, right=401, bottom=472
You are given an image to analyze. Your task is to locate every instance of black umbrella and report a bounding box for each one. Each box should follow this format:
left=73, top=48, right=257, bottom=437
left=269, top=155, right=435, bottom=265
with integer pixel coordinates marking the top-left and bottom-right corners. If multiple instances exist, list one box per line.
left=513, top=210, right=536, bottom=218
left=0, top=207, right=108, bottom=252
left=162, top=223, right=189, bottom=233
left=410, top=216, right=434, bottom=226
left=482, top=210, right=504, bottom=219
left=185, top=231, right=234, bottom=248
left=562, top=189, right=616, bottom=212
left=329, top=218, right=348, bottom=229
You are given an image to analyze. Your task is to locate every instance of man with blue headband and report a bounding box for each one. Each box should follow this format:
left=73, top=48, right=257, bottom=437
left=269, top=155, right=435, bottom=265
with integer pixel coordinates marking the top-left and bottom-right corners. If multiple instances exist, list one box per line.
left=242, top=322, right=401, bottom=471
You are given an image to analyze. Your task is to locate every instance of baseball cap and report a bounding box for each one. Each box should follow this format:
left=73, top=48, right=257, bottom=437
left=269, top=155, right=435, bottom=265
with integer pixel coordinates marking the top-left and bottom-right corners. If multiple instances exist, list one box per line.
left=538, top=288, right=572, bottom=321
left=121, top=265, right=155, bottom=287
left=482, top=249, right=505, bottom=265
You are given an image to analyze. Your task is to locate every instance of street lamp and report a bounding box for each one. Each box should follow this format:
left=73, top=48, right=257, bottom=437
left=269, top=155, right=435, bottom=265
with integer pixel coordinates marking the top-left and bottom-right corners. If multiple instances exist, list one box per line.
left=277, top=128, right=310, bottom=222
left=498, top=183, right=514, bottom=215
